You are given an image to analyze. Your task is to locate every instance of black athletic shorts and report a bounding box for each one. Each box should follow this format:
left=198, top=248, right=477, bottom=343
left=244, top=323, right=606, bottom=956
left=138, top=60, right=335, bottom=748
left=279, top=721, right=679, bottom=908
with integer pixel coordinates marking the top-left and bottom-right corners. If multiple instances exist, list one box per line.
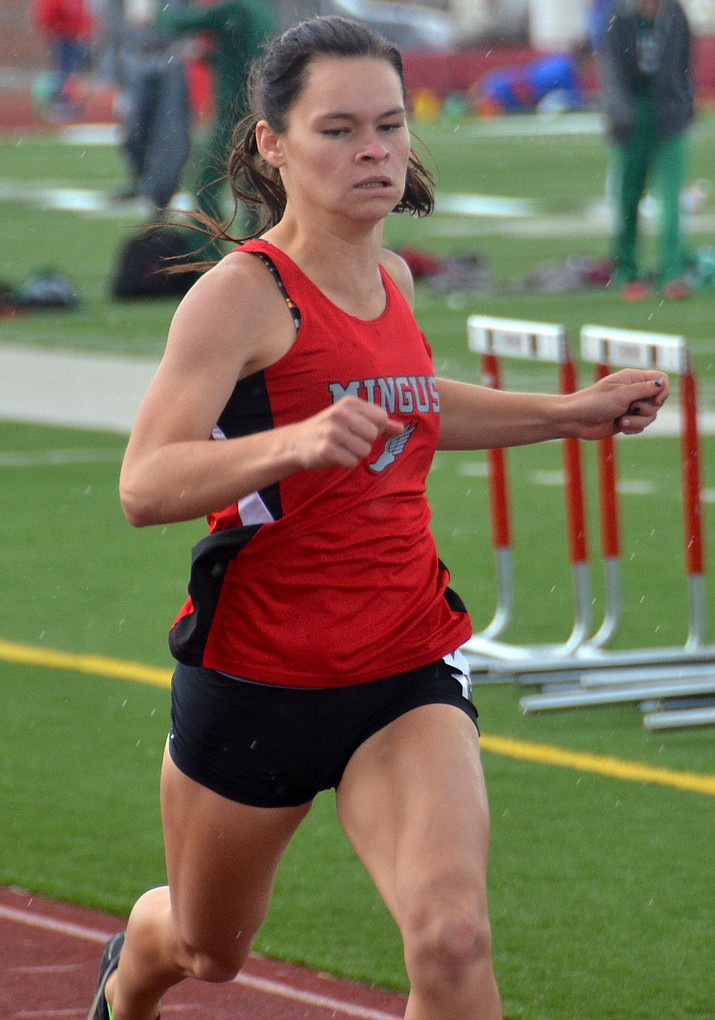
left=168, top=652, right=478, bottom=808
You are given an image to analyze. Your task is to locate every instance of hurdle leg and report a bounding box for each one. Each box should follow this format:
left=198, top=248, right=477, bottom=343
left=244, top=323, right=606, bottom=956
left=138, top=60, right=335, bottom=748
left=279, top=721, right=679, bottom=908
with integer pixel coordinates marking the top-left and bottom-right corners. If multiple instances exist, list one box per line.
left=680, top=363, right=706, bottom=650
left=462, top=315, right=594, bottom=666
left=558, top=356, right=592, bottom=655
left=476, top=353, right=515, bottom=642
left=588, top=362, right=623, bottom=649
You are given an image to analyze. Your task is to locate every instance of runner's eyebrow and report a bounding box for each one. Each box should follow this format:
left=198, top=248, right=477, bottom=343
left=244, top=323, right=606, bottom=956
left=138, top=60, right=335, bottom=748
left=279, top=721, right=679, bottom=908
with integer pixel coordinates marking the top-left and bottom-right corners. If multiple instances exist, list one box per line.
left=315, top=107, right=406, bottom=123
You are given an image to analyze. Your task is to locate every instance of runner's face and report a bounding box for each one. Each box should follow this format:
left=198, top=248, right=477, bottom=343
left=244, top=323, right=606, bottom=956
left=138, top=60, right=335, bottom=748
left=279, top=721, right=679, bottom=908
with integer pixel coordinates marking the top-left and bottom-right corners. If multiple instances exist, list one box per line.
left=267, top=56, right=411, bottom=225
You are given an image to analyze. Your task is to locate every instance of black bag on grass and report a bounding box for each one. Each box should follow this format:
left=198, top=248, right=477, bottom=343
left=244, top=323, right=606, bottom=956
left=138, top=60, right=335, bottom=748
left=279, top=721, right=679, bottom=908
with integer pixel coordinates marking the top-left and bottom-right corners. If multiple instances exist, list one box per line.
left=111, top=226, right=202, bottom=299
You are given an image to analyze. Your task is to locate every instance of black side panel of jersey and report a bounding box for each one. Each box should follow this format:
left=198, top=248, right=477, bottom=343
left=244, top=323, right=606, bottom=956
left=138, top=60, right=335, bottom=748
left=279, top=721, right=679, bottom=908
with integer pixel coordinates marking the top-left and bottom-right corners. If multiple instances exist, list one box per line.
left=169, top=525, right=262, bottom=665
left=216, top=369, right=283, bottom=521
left=438, top=559, right=468, bottom=616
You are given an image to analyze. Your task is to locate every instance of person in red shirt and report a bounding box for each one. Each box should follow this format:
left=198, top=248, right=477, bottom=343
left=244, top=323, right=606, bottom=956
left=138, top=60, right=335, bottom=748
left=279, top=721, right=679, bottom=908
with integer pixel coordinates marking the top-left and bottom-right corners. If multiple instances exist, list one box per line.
left=32, top=0, right=93, bottom=118
left=88, top=16, right=670, bottom=1020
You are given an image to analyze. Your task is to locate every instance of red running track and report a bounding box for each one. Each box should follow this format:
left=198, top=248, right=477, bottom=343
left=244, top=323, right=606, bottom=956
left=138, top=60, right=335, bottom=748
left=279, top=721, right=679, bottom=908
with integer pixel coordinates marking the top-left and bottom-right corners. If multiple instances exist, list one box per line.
left=0, top=886, right=406, bottom=1020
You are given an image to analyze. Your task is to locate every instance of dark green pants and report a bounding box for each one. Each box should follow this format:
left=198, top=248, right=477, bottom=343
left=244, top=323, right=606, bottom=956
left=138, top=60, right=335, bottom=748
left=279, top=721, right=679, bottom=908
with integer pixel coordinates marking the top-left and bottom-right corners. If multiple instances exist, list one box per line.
left=610, top=95, right=689, bottom=286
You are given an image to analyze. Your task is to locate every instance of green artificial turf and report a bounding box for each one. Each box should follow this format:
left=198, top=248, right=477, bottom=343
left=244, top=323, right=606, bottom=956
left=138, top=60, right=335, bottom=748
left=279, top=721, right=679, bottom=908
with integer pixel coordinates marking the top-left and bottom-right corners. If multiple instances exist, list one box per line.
left=1, top=419, right=713, bottom=1019
left=1, top=116, right=714, bottom=1019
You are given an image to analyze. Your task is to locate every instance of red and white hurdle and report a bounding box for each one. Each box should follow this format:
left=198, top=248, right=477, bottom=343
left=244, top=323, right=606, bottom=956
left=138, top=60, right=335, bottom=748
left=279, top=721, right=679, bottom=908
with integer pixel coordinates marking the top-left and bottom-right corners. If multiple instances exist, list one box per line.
left=462, top=315, right=594, bottom=664
left=581, top=324, right=706, bottom=654
left=458, top=317, right=714, bottom=729
left=519, top=326, right=714, bottom=728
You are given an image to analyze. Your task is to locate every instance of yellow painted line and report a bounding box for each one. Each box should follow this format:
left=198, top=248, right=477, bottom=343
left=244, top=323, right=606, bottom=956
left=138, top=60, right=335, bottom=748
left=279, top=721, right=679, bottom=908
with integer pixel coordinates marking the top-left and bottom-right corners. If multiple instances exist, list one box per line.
left=1, top=637, right=713, bottom=796
left=480, top=733, right=715, bottom=797
left=0, top=638, right=172, bottom=688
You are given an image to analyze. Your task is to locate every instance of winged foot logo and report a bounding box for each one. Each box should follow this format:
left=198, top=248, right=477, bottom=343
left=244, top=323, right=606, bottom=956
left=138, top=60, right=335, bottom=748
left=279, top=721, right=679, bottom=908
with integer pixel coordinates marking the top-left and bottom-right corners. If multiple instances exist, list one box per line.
left=327, top=374, right=438, bottom=475
left=369, top=421, right=418, bottom=472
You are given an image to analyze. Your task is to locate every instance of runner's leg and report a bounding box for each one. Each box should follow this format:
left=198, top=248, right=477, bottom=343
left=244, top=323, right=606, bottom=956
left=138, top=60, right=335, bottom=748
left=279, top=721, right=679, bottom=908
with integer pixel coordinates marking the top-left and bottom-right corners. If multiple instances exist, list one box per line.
left=105, top=746, right=311, bottom=1020
left=337, top=704, right=501, bottom=1020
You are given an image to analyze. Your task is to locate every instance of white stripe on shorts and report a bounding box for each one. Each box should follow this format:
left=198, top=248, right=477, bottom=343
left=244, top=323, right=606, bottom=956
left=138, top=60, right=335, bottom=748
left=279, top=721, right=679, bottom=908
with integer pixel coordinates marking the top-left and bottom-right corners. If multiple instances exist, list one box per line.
left=442, top=649, right=472, bottom=701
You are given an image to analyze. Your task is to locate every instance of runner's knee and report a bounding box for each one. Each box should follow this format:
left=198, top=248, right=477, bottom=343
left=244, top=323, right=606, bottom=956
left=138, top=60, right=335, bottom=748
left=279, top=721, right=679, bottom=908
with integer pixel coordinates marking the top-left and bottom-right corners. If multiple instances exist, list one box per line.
left=177, top=936, right=248, bottom=984
left=403, top=899, right=493, bottom=995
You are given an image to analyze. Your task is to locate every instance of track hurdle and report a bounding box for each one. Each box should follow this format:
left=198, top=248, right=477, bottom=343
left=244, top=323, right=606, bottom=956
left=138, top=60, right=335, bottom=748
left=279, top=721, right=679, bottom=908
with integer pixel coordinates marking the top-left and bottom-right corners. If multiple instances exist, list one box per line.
left=461, top=315, right=595, bottom=665
left=582, top=325, right=707, bottom=652
left=519, top=325, right=714, bottom=727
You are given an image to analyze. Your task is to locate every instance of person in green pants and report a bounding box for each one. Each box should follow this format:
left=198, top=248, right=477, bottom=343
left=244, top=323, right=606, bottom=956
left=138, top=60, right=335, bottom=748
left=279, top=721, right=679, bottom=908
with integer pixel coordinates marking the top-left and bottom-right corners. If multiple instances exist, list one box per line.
left=156, top=0, right=276, bottom=237
left=599, top=0, right=695, bottom=300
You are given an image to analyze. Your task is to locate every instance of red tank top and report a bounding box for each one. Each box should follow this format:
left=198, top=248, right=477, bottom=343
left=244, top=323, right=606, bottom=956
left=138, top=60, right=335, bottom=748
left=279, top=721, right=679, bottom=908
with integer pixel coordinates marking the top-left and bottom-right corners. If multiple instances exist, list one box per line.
left=169, top=239, right=472, bottom=686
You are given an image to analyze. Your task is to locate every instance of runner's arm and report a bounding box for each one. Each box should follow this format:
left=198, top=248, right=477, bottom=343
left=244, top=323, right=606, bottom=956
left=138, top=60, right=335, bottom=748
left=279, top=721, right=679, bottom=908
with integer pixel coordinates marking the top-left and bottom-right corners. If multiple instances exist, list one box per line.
left=436, top=372, right=669, bottom=450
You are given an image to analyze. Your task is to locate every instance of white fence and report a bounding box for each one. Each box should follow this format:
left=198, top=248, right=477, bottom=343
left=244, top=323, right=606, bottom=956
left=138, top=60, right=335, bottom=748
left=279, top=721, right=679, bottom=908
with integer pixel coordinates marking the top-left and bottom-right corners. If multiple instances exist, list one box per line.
left=456, top=0, right=715, bottom=43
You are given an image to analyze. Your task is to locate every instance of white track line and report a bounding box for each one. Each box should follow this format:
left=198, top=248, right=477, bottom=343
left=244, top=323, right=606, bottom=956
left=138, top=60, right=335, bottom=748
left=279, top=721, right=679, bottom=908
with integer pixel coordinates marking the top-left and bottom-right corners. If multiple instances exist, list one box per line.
left=234, top=973, right=403, bottom=1020
left=0, top=903, right=404, bottom=1020
left=16, top=1011, right=85, bottom=1018
left=0, top=903, right=113, bottom=943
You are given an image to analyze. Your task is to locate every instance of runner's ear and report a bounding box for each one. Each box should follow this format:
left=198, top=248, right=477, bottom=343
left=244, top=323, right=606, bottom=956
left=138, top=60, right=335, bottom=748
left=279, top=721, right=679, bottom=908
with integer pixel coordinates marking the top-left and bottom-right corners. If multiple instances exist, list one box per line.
left=255, top=120, right=285, bottom=169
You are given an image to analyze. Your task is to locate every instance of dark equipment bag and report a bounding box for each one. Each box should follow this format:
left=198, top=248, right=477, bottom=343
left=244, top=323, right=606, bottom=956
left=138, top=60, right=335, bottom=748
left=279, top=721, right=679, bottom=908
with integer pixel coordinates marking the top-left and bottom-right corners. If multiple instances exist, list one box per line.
left=111, top=226, right=202, bottom=299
